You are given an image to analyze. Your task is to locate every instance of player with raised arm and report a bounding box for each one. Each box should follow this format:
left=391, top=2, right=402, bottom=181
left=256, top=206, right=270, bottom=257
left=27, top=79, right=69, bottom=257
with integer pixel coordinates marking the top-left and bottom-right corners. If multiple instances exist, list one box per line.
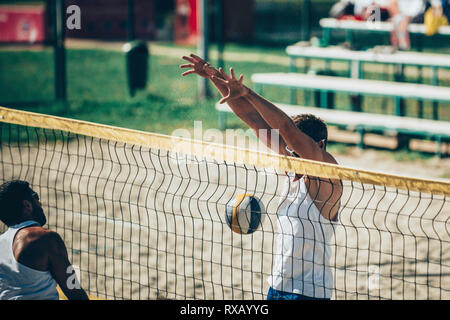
left=181, top=55, right=342, bottom=300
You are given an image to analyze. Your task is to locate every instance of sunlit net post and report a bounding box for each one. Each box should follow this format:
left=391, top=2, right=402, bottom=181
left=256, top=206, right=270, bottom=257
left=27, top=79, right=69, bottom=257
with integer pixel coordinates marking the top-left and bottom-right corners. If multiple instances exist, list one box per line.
left=0, top=106, right=449, bottom=300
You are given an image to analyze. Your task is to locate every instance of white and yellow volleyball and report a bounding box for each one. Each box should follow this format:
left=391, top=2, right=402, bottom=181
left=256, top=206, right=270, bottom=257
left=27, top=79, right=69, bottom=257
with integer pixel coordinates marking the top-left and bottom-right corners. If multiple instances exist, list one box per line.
left=225, top=194, right=265, bottom=234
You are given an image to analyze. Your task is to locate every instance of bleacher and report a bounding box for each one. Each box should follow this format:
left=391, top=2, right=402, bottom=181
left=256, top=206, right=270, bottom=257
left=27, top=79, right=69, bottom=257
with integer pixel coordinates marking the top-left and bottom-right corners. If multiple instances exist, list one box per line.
left=286, top=44, right=450, bottom=85
left=216, top=18, right=450, bottom=157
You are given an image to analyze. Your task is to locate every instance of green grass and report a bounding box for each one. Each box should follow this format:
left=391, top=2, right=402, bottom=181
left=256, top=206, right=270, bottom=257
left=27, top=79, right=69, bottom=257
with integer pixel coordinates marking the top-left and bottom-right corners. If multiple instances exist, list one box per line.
left=0, top=49, right=207, bottom=134
left=0, top=47, right=290, bottom=135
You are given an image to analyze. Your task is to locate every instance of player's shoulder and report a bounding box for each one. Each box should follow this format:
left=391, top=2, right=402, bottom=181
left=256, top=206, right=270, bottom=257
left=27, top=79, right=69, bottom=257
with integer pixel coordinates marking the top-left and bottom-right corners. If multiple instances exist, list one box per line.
left=19, top=227, right=62, bottom=246
left=322, top=150, right=339, bottom=165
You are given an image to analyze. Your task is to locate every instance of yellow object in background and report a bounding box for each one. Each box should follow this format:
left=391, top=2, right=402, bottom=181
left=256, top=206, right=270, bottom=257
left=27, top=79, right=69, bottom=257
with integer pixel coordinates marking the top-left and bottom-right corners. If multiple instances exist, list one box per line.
left=425, top=6, right=449, bottom=36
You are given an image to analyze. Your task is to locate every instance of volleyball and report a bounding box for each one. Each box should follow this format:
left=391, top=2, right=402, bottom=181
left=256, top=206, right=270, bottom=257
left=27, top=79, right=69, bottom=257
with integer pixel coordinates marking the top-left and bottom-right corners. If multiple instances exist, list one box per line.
left=225, top=194, right=265, bottom=234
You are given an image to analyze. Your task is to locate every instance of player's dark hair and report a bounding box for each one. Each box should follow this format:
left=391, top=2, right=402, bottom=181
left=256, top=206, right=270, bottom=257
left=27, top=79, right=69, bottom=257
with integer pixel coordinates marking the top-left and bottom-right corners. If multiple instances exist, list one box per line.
left=291, top=114, right=328, bottom=143
left=0, top=180, right=33, bottom=226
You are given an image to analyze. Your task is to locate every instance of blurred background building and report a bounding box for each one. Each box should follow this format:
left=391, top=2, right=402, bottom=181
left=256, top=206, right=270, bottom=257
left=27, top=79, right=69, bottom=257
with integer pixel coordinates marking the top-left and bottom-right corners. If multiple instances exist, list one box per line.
left=0, top=0, right=334, bottom=45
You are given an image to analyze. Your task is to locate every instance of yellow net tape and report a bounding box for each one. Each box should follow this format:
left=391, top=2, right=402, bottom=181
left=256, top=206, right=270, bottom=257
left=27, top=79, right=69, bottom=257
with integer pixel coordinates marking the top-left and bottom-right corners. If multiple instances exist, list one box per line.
left=1, top=106, right=449, bottom=196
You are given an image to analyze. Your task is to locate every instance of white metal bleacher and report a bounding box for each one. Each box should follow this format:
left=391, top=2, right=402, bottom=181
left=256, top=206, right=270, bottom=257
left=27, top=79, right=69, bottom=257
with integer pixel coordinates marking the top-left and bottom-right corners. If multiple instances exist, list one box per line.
left=286, top=44, right=450, bottom=72
left=320, top=17, right=450, bottom=36
left=250, top=73, right=450, bottom=108
left=225, top=18, right=450, bottom=156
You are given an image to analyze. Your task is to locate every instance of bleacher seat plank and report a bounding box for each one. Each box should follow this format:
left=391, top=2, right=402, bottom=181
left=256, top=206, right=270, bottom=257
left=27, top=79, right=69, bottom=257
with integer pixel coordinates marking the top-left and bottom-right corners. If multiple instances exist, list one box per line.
left=320, top=18, right=450, bottom=36
left=216, top=102, right=450, bottom=138
left=250, top=73, right=450, bottom=102
left=286, top=45, right=450, bottom=69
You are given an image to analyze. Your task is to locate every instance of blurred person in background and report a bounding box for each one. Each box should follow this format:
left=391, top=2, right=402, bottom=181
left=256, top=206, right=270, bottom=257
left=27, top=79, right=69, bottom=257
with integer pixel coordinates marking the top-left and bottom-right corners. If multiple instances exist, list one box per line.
left=330, top=0, right=427, bottom=50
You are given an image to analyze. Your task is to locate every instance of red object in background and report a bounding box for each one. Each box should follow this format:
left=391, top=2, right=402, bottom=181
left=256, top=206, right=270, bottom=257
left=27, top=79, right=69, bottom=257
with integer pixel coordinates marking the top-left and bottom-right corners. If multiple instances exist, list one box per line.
left=339, top=15, right=364, bottom=21
left=0, top=5, right=46, bottom=43
left=174, top=0, right=255, bottom=45
left=174, top=0, right=198, bottom=45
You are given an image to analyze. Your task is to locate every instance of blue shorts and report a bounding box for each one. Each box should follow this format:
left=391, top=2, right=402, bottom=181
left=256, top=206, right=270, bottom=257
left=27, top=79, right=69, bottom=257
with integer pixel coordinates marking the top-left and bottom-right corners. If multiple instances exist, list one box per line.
left=267, top=287, right=330, bottom=301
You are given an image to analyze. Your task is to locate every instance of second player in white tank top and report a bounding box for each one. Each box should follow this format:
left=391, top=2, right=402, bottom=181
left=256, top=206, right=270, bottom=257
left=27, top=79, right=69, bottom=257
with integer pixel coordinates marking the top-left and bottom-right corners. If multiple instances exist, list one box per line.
left=268, top=173, right=337, bottom=299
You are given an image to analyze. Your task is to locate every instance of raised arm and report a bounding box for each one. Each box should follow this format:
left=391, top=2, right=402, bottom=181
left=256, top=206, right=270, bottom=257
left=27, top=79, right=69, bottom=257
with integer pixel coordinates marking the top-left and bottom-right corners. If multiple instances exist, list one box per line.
left=213, top=69, right=328, bottom=162
left=213, top=68, right=342, bottom=221
left=180, top=54, right=287, bottom=154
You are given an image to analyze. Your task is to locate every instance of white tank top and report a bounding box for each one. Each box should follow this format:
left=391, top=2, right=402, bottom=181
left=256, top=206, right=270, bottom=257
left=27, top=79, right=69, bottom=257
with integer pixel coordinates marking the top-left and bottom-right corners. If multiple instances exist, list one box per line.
left=268, top=173, right=337, bottom=299
left=0, top=220, right=59, bottom=300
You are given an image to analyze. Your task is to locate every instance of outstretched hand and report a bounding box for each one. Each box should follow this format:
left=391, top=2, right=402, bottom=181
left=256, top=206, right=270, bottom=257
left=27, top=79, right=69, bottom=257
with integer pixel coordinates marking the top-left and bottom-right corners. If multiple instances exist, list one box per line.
left=180, top=54, right=219, bottom=78
left=212, top=68, right=248, bottom=104
left=180, top=55, right=248, bottom=104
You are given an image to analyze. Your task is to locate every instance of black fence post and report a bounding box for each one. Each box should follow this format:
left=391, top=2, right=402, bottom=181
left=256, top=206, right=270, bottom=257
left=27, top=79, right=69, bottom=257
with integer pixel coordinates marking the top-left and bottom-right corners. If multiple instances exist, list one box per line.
left=127, top=0, right=135, bottom=41
left=198, top=0, right=211, bottom=99
left=302, top=0, right=311, bottom=41
left=53, top=0, right=67, bottom=103
left=216, top=0, right=225, bottom=70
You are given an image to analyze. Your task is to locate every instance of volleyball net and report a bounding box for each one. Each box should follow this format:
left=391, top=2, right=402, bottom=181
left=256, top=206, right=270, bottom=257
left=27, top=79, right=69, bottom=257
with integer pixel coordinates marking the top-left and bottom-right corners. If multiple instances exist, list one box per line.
left=0, top=106, right=449, bottom=300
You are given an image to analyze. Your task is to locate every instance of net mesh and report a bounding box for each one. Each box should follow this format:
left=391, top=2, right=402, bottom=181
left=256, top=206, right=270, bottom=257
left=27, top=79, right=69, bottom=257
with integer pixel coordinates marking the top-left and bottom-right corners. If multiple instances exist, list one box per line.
left=0, top=108, right=449, bottom=300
